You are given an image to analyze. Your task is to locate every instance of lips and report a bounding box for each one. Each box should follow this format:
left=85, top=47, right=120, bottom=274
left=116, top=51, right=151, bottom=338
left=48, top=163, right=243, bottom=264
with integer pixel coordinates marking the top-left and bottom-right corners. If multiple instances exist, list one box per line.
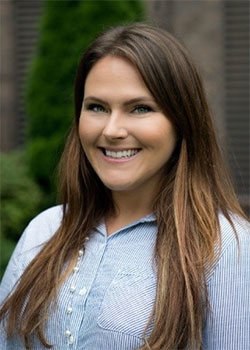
left=99, top=147, right=141, bottom=159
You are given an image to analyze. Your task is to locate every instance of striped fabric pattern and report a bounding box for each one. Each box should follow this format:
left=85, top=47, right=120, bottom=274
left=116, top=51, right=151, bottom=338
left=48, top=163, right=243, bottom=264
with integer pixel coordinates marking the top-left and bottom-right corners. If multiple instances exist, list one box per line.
left=0, top=205, right=249, bottom=350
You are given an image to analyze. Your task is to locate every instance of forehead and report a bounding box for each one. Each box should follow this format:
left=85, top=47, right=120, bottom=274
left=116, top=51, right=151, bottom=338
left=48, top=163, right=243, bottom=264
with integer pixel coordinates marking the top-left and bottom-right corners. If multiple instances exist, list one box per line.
left=84, top=55, right=152, bottom=99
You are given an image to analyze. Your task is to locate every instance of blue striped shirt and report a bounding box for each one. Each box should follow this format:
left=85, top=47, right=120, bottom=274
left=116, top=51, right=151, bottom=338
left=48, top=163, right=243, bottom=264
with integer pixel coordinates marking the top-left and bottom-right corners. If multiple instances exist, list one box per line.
left=0, top=205, right=249, bottom=349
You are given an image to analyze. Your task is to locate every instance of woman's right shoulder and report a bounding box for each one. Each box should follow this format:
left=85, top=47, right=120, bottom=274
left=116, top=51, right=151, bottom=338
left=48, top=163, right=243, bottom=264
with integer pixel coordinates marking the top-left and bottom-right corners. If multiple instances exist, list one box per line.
left=27, top=204, right=64, bottom=233
left=22, top=205, right=64, bottom=250
left=8, top=205, right=64, bottom=268
left=0, top=205, right=64, bottom=303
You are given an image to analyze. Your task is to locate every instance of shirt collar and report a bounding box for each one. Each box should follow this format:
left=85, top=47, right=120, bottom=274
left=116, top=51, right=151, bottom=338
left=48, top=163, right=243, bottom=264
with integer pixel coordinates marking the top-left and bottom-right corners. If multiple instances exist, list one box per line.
left=94, top=212, right=156, bottom=237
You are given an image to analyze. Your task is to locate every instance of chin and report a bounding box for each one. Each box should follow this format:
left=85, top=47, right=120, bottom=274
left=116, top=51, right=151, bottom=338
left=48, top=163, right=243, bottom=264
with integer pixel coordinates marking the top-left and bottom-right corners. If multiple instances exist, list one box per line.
left=102, top=181, right=134, bottom=192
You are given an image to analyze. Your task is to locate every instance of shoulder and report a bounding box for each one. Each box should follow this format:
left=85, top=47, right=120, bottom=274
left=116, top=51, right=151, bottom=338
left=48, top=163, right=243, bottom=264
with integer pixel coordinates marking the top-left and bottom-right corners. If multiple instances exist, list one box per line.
left=207, top=212, right=250, bottom=282
left=0, top=205, right=63, bottom=303
left=8, top=205, right=64, bottom=269
left=18, top=205, right=64, bottom=259
left=203, top=214, right=250, bottom=347
left=219, top=211, right=249, bottom=238
left=218, top=212, right=249, bottom=253
left=23, top=205, right=64, bottom=245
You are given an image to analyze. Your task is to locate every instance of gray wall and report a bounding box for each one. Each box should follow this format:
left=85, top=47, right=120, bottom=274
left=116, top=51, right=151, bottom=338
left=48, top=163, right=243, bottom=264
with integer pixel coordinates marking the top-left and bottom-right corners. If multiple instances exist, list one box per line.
left=1, top=0, right=18, bottom=150
left=146, top=0, right=225, bottom=138
left=0, top=0, right=43, bottom=151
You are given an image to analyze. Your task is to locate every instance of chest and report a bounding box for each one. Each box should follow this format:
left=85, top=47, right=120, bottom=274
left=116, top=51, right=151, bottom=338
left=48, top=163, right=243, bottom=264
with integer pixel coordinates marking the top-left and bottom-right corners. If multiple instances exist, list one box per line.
left=45, top=229, right=157, bottom=350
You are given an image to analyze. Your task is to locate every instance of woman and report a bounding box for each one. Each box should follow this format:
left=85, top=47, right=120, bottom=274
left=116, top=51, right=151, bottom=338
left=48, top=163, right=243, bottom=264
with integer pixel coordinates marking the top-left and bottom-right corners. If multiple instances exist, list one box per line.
left=0, top=23, right=249, bottom=350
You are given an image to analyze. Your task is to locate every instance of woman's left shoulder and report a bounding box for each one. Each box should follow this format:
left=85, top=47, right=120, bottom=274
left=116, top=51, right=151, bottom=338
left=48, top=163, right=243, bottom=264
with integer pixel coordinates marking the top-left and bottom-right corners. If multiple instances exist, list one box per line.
left=203, top=213, right=250, bottom=348
left=207, top=213, right=249, bottom=282
left=218, top=212, right=250, bottom=248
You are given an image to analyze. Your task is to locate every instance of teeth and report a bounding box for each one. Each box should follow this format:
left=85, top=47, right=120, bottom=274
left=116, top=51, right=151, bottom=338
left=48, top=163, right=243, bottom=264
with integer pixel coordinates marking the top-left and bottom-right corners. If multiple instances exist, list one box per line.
left=104, top=149, right=139, bottom=159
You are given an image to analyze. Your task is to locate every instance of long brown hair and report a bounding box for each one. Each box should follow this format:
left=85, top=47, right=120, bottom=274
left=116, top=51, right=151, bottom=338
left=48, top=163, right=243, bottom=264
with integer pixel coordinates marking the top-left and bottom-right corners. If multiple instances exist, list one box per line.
left=0, top=23, right=247, bottom=350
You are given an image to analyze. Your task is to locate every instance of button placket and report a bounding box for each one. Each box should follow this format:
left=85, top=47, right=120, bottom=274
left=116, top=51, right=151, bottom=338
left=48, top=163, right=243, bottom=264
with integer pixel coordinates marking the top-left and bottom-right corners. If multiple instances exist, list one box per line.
left=65, top=237, right=89, bottom=347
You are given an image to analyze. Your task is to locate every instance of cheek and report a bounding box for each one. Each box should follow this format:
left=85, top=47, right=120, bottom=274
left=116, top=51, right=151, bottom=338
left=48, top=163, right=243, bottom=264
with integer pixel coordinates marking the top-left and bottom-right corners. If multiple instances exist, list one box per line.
left=78, top=117, right=98, bottom=147
left=153, top=129, right=177, bottom=166
left=78, top=123, right=87, bottom=147
left=159, top=134, right=176, bottom=160
left=143, top=124, right=176, bottom=153
left=159, top=120, right=177, bottom=151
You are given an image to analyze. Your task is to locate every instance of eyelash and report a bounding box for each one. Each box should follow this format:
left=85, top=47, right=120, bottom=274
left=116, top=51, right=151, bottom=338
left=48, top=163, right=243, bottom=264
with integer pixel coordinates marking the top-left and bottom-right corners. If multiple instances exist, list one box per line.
left=132, top=105, right=153, bottom=114
left=86, top=104, right=106, bottom=113
left=85, top=103, right=153, bottom=114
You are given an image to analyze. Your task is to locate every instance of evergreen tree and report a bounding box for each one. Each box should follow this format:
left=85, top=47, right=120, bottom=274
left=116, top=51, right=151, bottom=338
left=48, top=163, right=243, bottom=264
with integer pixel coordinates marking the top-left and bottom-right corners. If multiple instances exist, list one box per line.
left=26, top=0, right=145, bottom=203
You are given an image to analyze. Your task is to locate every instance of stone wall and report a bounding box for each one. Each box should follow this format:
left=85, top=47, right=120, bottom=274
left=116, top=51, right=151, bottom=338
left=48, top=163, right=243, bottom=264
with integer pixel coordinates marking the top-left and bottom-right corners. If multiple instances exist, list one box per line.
left=1, top=0, right=17, bottom=151
left=145, top=0, right=225, bottom=139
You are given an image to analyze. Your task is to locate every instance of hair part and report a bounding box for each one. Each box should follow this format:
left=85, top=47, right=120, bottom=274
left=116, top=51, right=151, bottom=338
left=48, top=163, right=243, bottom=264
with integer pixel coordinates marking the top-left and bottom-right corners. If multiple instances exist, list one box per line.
left=0, top=23, right=247, bottom=350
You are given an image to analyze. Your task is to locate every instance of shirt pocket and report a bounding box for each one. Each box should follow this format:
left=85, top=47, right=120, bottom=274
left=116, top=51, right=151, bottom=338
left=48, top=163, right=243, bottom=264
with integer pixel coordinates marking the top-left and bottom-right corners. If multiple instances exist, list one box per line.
left=97, top=269, right=156, bottom=338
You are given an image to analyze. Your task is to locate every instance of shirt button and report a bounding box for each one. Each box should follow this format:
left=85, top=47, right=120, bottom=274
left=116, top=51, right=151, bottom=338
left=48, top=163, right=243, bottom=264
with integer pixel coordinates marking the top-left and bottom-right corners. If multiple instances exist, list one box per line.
left=79, top=286, right=87, bottom=296
left=69, top=335, right=74, bottom=344
left=65, top=329, right=71, bottom=337
left=73, top=266, right=79, bottom=272
left=78, top=249, right=84, bottom=256
left=69, top=285, right=76, bottom=292
left=67, top=306, right=73, bottom=314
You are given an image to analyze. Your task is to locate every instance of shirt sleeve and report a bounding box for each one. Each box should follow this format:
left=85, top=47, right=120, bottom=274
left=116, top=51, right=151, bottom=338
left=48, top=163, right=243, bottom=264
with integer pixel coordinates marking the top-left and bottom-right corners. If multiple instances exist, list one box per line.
left=0, top=206, right=63, bottom=350
left=0, top=224, right=32, bottom=305
left=203, top=217, right=250, bottom=349
left=0, top=205, right=63, bottom=305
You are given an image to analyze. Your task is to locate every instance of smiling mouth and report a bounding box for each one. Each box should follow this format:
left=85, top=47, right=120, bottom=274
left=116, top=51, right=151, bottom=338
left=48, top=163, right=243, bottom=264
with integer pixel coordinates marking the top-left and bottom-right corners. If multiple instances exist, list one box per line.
left=100, top=148, right=141, bottom=159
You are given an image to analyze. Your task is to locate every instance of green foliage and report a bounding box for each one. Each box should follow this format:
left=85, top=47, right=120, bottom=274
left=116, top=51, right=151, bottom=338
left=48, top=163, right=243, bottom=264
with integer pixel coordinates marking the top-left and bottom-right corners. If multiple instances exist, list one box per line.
left=25, top=0, right=145, bottom=194
left=0, top=235, right=16, bottom=279
left=0, top=151, right=45, bottom=277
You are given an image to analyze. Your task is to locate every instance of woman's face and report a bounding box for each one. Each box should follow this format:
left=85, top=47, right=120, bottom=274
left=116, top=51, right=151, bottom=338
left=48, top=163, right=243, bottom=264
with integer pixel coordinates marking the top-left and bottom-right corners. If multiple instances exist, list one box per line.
left=79, top=55, right=176, bottom=195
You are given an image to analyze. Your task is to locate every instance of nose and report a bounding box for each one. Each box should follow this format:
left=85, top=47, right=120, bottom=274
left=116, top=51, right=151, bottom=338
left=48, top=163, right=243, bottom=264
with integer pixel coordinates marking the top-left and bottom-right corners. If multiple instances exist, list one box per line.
left=102, top=112, right=128, bottom=139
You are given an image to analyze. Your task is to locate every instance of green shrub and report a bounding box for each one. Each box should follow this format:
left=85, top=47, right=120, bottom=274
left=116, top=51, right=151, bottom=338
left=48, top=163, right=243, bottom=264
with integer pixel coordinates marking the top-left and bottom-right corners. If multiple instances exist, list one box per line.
left=0, top=151, right=45, bottom=277
left=25, top=0, right=145, bottom=195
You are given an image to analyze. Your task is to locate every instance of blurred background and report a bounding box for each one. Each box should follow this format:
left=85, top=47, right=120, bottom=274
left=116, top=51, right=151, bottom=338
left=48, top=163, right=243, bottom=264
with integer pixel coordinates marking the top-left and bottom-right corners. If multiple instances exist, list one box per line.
left=0, top=0, right=249, bottom=277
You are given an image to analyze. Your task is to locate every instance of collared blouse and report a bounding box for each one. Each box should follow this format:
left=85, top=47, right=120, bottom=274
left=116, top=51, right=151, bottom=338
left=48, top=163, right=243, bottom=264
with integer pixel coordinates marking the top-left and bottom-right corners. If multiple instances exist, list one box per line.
left=0, top=205, right=249, bottom=349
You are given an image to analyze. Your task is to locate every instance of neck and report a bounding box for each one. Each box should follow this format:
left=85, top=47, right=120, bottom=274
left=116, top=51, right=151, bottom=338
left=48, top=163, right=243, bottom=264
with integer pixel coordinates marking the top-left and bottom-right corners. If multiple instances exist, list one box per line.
left=105, top=183, right=158, bottom=235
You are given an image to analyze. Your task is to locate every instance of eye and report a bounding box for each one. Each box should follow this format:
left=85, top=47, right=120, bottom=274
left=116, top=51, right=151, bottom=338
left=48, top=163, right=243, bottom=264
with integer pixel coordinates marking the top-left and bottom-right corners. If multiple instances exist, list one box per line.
left=86, top=103, right=107, bottom=113
left=132, top=105, right=153, bottom=114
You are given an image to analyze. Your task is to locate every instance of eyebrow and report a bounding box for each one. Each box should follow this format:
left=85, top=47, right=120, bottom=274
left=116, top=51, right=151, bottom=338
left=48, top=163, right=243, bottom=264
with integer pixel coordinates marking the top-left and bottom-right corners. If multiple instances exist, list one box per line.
left=83, top=96, right=155, bottom=106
